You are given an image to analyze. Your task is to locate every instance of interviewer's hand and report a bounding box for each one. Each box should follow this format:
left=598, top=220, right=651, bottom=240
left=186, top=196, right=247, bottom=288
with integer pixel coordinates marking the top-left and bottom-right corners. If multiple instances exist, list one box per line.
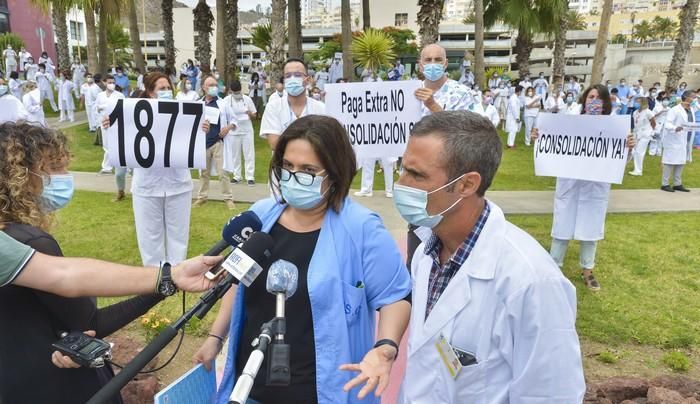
left=193, top=335, right=223, bottom=371
left=172, top=255, right=222, bottom=292
left=51, top=331, right=96, bottom=369
left=339, top=345, right=397, bottom=399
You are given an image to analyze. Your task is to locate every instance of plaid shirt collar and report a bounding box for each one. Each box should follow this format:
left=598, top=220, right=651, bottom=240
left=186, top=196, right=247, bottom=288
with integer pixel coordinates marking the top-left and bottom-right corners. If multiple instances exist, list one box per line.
left=424, top=203, right=491, bottom=267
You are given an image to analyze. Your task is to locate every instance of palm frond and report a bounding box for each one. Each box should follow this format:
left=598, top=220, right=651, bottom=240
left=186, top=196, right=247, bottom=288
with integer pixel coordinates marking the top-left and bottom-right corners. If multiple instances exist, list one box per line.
left=351, top=28, right=396, bottom=72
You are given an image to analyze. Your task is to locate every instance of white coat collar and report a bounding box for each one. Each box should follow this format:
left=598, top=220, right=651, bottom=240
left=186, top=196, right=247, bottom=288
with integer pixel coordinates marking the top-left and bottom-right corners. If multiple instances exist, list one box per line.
left=410, top=200, right=505, bottom=354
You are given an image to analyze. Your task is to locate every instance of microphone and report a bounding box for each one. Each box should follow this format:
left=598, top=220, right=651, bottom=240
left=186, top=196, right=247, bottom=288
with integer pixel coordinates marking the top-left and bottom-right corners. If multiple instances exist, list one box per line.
left=205, top=211, right=263, bottom=280
left=220, top=232, right=275, bottom=287
left=266, top=260, right=298, bottom=387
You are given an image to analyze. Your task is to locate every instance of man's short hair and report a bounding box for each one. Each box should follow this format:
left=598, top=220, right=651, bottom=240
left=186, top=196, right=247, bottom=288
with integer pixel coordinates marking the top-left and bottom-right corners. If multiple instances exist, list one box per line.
left=682, top=90, right=696, bottom=102
left=410, top=111, right=502, bottom=196
left=283, top=58, right=308, bottom=72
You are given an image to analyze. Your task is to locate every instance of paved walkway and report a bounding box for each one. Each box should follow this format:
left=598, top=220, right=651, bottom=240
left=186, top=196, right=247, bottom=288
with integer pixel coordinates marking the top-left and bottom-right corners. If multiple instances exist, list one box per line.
left=46, top=110, right=88, bottom=130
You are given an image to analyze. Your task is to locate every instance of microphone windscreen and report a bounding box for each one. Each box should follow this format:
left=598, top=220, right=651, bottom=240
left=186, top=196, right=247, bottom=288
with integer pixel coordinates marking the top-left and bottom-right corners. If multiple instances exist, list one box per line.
left=267, top=259, right=299, bottom=298
left=221, top=211, right=263, bottom=246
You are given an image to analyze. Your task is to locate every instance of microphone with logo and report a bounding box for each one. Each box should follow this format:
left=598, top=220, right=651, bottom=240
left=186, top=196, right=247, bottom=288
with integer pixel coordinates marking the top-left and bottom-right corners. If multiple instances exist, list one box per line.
left=204, top=210, right=263, bottom=280
left=229, top=260, right=299, bottom=404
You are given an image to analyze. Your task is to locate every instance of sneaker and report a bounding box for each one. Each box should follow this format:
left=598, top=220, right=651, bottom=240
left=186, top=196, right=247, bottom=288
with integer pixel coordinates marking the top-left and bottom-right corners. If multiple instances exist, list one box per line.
left=193, top=199, right=207, bottom=207
left=247, top=180, right=255, bottom=186
left=673, top=185, right=691, bottom=192
left=112, top=191, right=125, bottom=202
left=225, top=200, right=236, bottom=210
left=98, top=169, right=112, bottom=175
left=385, top=191, right=393, bottom=198
left=661, top=185, right=675, bottom=192
left=354, top=190, right=373, bottom=197
left=230, top=178, right=240, bottom=184
left=628, top=171, right=642, bottom=176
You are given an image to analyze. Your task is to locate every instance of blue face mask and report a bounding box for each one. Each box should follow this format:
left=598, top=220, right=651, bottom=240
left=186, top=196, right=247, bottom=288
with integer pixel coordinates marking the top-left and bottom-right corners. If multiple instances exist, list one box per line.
left=280, top=169, right=328, bottom=210
left=41, top=174, right=74, bottom=212
left=633, top=102, right=641, bottom=109
left=157, top=90, right=173, bottom=100
left=422, top=63, right=445, bottom=82
left=284, top=77, right=305, bottom=97
left=207, top=86, right=219, bottom=97
left=393, top=175, right=464, bottom=228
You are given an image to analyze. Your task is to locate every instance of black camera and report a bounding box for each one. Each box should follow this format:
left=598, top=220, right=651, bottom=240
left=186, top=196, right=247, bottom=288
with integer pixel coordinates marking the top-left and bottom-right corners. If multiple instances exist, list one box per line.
left=52, top=331, right=112, bottom=368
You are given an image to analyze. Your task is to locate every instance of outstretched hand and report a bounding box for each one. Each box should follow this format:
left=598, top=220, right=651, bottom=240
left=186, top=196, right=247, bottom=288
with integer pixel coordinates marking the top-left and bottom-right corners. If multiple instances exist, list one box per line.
left=339, top=345, right=397, bottom=399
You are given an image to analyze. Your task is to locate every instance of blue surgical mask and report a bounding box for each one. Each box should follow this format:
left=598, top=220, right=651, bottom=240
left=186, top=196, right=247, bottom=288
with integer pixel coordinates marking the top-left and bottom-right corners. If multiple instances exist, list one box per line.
left=633, top=102, right=641, bottom=109
left=157, top=90, right=173, bottom=100
left=280, top=170, right=328, bottom=210
left=392, top=175, right=465, bottom=228
left=41, top=174, right=74, bottom=212
left=422, top=63, right=445, bottom=82
left=285, top=77, right=305, bottom=97
left=0, top=85, right=7, bottom=96
left=207, top=86, right=219, bottom=97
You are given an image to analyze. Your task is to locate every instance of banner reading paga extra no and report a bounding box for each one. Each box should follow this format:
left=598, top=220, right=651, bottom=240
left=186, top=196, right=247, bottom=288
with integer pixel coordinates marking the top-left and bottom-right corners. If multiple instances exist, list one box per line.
left=325, top=81, right=423, bottom=160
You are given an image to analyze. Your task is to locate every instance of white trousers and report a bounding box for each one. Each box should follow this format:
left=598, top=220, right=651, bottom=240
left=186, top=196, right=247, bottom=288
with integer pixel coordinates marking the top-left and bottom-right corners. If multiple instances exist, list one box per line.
left=550, top=238, right=598, bottom=270
left=359, top=158, right=395, bottom=193
left=40, top=87, right=58, bottom=111
left=507, top=128, right=518, bottom=147
left=86, top=103, right=97, bottom=130
left=523, top=116, right=536, bottom=146
left=632, top=136, right=652, bottom=174
left=59, top=108, right=74, bottom=122
left=225, top=133, right=255, bottom=181
left=132, top=191, right=192, bottom=267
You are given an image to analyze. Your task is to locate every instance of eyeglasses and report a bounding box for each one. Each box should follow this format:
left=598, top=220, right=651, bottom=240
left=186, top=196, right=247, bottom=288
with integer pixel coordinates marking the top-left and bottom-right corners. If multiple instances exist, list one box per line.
left=277, top=167, right=325, bottom=186
left=283, top=72, right=306, bottom=79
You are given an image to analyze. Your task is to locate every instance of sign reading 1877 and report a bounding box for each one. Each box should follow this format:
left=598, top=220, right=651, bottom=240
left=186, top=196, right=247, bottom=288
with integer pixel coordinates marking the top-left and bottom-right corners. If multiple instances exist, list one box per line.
left=105, top=99, right=207, bottom=169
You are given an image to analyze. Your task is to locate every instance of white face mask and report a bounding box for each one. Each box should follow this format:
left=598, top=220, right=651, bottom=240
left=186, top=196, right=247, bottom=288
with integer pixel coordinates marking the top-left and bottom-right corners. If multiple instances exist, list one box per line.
left=106, top=83, right=116, bottom=91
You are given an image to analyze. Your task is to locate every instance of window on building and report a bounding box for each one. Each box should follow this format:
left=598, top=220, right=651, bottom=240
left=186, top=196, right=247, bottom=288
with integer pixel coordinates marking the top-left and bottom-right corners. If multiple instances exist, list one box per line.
left=69, top=21, right=83, bottom=41
left=395, top=13, right=408, bottom=27
left=0, top=12, right=8, bottom=34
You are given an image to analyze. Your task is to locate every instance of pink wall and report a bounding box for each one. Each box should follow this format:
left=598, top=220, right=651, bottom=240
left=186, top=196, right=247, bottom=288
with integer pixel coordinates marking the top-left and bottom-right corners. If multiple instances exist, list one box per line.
left=7, top=0, right=57, bottom=66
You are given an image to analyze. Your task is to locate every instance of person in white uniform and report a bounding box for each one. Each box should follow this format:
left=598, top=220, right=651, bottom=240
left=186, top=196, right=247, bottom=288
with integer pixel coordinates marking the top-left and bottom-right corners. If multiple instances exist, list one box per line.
left=472, top=89, right=500, bottom=127
left=80, top=73, right=100, bottom=132
left=71, top=59, right=86, bottom=97
left=649, top=95, right=671, bottom=156
left=532, top=72, right=549, bottom=101
left=176, top=79, right=199, bottom=101
left=95, top=74, right=125, bottom=174
left=24, top=57, right=38, bottom=81
left=505, top=85, right=523, bottom=147
left=328, top=57, right=343, bottom=85
left=313, top=67, right=330, bottom=91
left=563, top=91, right=581, bottom=115
left=660, top=90, right=694, bottom=193
left=58, top=70, right=76, bottom=122
left=522, top=86, right=541, bottom=145
left=36, top=63, right=58, bottom=112
left=22, top=81, right=45, bottom=126
left=0, top=78, right=29, bottom=123
left=544, top=85, right=566, bottom=113
left=18, top=47, right=31, bottom=78
left=494, top=81, right=509, bottom=124
left=223, top=79, right=257, bottom=185
left=3, top=45, right=17, bottom=78
left=260, top=58, right=326, bottom=151
left=629, top=97, right=656, bottom=176
left=533, top=84, right=635, bottom=291
left=8, top=71, right=22, bottom=100
left=343, top=110, right=586, bottom=403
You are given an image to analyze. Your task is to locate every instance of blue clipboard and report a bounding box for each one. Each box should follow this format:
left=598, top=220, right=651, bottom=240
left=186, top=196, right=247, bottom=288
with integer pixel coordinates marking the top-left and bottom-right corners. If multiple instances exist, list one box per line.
left=154, top=363, right=217, bottom=404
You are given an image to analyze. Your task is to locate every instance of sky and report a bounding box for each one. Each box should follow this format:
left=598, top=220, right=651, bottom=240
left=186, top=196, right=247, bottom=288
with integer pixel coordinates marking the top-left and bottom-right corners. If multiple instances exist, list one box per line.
left=238, top=0, right=270, bottom=11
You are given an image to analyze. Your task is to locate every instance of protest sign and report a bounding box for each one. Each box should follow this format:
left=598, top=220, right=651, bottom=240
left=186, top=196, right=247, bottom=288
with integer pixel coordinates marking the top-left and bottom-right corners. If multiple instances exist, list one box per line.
left=105, top=98, right=206, bottom=169
left=154, top=363, right=216, bottom=404
left=534, top=113, right=630, bottom=184
left=324, top=80, right=423, bottom=160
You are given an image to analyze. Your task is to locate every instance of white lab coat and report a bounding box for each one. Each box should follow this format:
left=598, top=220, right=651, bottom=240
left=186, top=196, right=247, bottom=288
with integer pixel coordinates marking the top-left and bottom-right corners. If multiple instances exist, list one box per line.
left=401, top=202, right=585, bottom=404
left=662, top=103, right=693, bottom=165
left=59, top=80, right=75, bottom=111
left=504, top=94, right=521, bottom=133
left=22, top=89, right=45, bottom=126
left=544, top=95, right=565, bottom=113
left=0, top=94, right=29, bottom=123
left=222, top=94, right=257, bottom=180
left=472, top=103, right=500, bottom=127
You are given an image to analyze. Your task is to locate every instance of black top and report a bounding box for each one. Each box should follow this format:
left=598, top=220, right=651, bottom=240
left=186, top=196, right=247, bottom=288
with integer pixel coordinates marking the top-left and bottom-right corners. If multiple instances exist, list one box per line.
left=0, top=223, right=164, bottom=404
left=205, top=97, right=221, bottom=148
left=237, top=222, right=321, bottom=404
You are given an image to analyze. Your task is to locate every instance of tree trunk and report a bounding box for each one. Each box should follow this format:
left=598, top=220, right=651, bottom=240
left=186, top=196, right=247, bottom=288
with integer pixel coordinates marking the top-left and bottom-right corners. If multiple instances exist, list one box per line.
left=52, top=4, right=70, bottom=72
left=552, top=14, right=567, bottom=86
left=193, top=0, right=214, bottom=72
left=269, top=0, right=287, bottom=86
left=288, top=0, right=302, bottom=59
left=514, top=28, right=533, bottom=78
left=665, top=0, right=700, bottom=93
left=224, top=0, right=239, bottom=82
left=162, top=0, right=176, bottom=76
left=98, top=2, right=109, bottom=74
left=341, top=0, right=353, bottom=79
left=591, top=0, right=613, bottom=85
left=216, top=0, right=227, bottom=77
left=362, top=0, right=370, bottom=30
left=128, top=0, right=145, bottom=72
left=84, top=4, right=99, bottom=74
left=417, top=0, right=445, bottom=46
left=473, top=0, right=485, bottom=89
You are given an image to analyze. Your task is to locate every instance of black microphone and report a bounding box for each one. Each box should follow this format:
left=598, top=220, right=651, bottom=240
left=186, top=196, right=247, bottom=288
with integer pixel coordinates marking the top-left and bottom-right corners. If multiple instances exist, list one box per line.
left=205, top=211, right=263, bottom=280
left=218, top=232, right=275, bottom=287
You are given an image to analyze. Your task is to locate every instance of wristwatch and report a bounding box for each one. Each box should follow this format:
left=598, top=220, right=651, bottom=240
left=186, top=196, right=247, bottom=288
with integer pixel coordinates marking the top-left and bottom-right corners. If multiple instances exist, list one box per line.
left=157, top=262, right=178, bottom=297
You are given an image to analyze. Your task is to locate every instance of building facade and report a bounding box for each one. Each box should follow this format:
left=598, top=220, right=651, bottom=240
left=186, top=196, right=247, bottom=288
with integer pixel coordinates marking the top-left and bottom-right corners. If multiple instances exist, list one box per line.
left=5, top=0, right=57, bottom=65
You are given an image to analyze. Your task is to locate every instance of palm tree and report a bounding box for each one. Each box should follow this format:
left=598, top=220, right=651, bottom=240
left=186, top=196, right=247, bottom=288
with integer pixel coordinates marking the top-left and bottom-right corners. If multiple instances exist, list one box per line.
left=128, top=0, right=145, bottom=72
left=651, top=16, right=679, bottom=42
left=665, top=0, right=700, bottom=93
left=224, top=0, right=239, bottom=81
left=269, top=0, right=286, bottom=85
left=82, top=1, right=99, bottom=73
left=591, top=0, right=612, bottom=85
left=633, top=20, right=653, bottom=44
left=215, top=0, right=226, bottom=77
left=552, top=10, right=586, bottom=85
left=352, top=29, right=395, bottom=74
left=341, top=0, right=353, bottom=79
left=193, top=0, right=214, bottom=72
left=97, top=1, right=109, bottom=73
left=362, top=0, right=370, bottom=30
left=288, top=0, right=303, bottom=59
left=162, top=0, right=176, bottom=76
left=417, top=0, right=445, bottom=45
left=473, top=0, right=486, bottom=89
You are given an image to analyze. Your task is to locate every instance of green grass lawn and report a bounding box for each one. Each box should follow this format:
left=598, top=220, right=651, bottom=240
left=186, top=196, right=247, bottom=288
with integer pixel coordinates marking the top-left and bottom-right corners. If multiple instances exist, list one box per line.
left=63, top=120, right=699, bottom=191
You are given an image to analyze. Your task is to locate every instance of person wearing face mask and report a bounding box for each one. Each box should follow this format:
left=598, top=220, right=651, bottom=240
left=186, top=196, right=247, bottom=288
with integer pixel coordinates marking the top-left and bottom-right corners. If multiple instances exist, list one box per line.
left=616, top=79, right=630, bottom=114
left=18, top=47, right=31, bottom=79
left=24, top=56, right=38, bottom=81
left=38, top=51, right=53, bottom=68
left=544, top=84, right=566, bottom=114
left=329, top=57, right=344, bottom=85
left=366, top=111, right=583, bottom=403
left=222, top=80, right=257, bottom=186
left=8, top=71, right=22, bottom=100
left=533, top=72, right=549, bottom=100
left=194, top=74, right=237, bottom=210
left=676, top=82, right=688, bottom=98
left=505, top=85, right=523, bottom=148
left=176, top=78, right=198, bottom=101
left=563, top=91, right=581, bottom=115
left=523, top=87, right=541, bottom=145
left=650, top=95, right=671, bottom=156
left=3, top=45, right=17, bottom=78
left=80, top=74, right=100, bottom=132
left=95, top=75, right=125, bottom=176
left=0, top=77, right=29, bottom=123
left=494, top=80, right=509, bottom=125
left=629, top=97, right=657, bottom=176
left=628, top=80, right=645, bottom=115
left=518, top=74, right=532, bottom=90
left=314, top=66, right=330, bottom=91
left=0, top=122, right=176, bottom=404
left=459, top=63, right=475, bottom=87
left=533, top=85, right=636, bottom=291
left=472, top=89, right=500, bottom=127
left=610, top=88, right=622, bottom=115
left=22, top=81, right=45, bottom=126
left=58, top=70, right=76, bottom=123
left=197, top=115, right=411, bottom=404
left=310, top=86, right=323, bottom=102
left=488, top=72, right=501, bottom=90
left=71, top=59, right=86, bottom=98
left=185, top=59, right=199, bottom=91
left=271, top=80, right=286, bottom=100
left=565, top=76, right=580, bottom=97
left=648, top=88, right=658, bottom=110
left=248, top=71, right=264, bottom=114
left=35, top=63, right=58, bottom=112
left=660, top=90, right=695, bottom=192
left=113, top=66, right=130, bottom=97
left=260, top=58, right=326, bottom=151
left=414, top=44, right=473, bottom=118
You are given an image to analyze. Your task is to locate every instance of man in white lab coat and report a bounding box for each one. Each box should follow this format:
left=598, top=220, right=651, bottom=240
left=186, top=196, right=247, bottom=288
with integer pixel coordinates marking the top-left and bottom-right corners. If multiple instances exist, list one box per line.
left=505, top=85, right=523, bottom=147
left=343, top=111, right=585, bottom=403
left=660, top=90, right=694, bottom=192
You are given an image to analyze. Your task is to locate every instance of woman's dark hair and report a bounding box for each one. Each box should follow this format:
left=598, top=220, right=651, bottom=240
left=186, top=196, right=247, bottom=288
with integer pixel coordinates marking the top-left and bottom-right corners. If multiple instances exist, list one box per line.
left=9, top=71, right=18, bottom=80
left=658, top=91, right=667, bottom=101
left=143, top=72, right=173, bottom=98
left=578, top=84, right=612, bottom=115
left=251, top=72, right=259, bottom=82
left=269, top=115, right=357, bottom=212
left=229, top=80, right=242, bottom=92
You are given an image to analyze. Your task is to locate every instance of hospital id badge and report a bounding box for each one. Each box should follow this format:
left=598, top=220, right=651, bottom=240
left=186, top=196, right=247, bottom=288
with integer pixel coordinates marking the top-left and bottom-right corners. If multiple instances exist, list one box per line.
left=435, top=333, right=462, bottom=379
